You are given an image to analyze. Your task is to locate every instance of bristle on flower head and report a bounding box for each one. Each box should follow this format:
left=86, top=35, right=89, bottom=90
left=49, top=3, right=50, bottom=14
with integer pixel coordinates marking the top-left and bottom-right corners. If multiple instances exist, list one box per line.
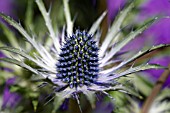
left=56, top=30, right=99, bottom=89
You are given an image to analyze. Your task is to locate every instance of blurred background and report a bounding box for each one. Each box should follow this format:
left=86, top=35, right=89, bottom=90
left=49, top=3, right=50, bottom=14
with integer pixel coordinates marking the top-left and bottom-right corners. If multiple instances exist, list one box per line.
left=0, top=0, right=170, bottom=113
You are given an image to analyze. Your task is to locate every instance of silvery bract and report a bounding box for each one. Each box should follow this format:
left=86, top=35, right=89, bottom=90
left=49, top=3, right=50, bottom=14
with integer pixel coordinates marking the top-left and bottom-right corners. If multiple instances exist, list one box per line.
left=0, top=0, right=169, bottom=112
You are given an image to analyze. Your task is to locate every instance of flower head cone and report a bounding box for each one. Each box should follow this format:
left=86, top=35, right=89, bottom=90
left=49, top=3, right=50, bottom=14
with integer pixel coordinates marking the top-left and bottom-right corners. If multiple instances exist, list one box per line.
left=0, top=0, right=170, bottom=112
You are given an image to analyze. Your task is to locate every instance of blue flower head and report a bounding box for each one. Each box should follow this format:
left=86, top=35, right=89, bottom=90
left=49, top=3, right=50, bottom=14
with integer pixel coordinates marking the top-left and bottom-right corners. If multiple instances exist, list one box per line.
left=57, top=30, right=99, bottom=89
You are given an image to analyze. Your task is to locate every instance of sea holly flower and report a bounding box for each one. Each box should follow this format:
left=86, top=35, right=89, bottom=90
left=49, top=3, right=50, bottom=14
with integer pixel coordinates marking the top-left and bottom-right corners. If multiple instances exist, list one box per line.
left=0, top=0, right=169, bottom=112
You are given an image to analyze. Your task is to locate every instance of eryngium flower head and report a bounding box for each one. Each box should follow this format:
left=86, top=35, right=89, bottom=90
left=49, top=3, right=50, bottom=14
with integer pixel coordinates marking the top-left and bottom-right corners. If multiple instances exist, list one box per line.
left=0, top=0, right=169, bottom=111
left=57, top=31, right=99, bottom=89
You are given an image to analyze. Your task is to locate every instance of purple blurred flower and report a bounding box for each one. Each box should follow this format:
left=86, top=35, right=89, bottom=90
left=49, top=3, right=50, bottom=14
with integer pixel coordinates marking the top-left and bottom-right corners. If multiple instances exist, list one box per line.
left=0, top=0, right=14, bottom=16
left=1, top=77, right=21, bottom=110
left=107, top=0, right=170, bottom=86
left=107, top=0, right=126, bottom=24
left=139, top=0, right=170, bottom=45
left=0, top=0, right=16, bottom=26
left=0, top=52, right=5, bottom=58
left=139, top=0, right=170, bottom=19
left=93, top=96, right=113, bottom=113
left=94, top=102, right=113, bottom=113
